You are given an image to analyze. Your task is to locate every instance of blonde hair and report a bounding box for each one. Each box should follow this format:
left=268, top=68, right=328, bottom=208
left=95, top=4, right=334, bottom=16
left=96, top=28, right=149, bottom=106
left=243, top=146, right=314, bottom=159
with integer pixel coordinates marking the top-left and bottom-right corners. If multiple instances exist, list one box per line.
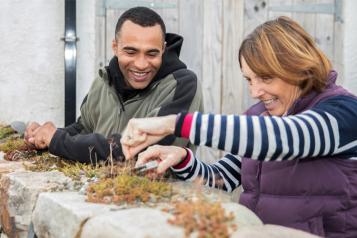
left=239, top=16, right=332, bottom=95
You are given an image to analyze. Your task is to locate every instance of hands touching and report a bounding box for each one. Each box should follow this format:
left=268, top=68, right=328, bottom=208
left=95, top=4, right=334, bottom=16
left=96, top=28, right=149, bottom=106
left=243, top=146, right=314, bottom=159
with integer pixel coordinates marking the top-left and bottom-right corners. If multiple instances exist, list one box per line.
left=24, top=121, right=57, bottom=149
left=136, top=145, right=187, bottom=174
left=121, top=115, right=177, bottom=159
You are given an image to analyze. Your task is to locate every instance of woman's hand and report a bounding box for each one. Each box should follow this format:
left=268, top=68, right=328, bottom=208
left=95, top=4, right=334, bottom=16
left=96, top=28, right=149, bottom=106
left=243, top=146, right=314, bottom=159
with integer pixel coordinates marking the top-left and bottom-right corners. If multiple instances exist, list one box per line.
left=136, top=145, right=187, bottom=174
left=121, top=115, right=177, bottom=159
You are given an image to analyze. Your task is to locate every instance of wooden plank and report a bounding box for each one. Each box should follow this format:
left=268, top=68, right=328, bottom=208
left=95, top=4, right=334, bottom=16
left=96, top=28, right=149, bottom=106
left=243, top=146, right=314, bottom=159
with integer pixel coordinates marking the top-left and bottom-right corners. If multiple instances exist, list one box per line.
left=195, top=0, right=224, bottom=164
left=242, top=0, right=269, bottom=109
left=178, top=0, right=204, bottom=82
left=244, top=0, right=269, bottom=33
left=105, top=9, right=124, bottom=63
left=202, top=0, right=223, bottom=114
left=222, top=0, right=245, bottom=114
left=314, top=0, right=334, bottom=60
left=333, top=0, right=344, bottom=85
left=291, top=0, right=316, bottom=40
left=95, top=15, right=107, bottom=68
left=341, top=0, right=357, bottom=91
left=153, top=0, right=179, bottom=33
left=268, top=0, right=293, bottom=19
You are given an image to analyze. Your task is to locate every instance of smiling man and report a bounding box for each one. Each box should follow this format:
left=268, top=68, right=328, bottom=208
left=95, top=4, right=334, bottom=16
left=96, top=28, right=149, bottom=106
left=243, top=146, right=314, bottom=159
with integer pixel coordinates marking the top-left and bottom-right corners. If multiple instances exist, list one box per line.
left=24, top=6, right=203, bottom=163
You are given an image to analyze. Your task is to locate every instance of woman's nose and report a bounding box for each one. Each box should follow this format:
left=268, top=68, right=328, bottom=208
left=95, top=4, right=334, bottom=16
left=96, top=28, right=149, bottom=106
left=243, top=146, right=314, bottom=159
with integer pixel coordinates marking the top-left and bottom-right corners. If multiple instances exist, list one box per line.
left=250, top=83, right=264, bottom=98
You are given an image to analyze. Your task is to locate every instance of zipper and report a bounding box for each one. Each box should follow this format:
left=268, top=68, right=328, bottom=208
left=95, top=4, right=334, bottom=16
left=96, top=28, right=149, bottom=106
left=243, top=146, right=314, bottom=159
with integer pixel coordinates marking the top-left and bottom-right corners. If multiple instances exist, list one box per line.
left=122, top=80, right=161, bottom=106
left=252, top=161, right=263, bottom=212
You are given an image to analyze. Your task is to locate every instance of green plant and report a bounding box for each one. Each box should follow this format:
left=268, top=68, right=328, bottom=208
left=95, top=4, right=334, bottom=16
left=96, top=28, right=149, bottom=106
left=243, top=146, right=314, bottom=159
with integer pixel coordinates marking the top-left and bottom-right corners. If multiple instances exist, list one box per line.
left=0, top=125, right=15, bottom=140
left=86, top=174, right=173, bottom=204
left=164, top=198, right=236, bottom=238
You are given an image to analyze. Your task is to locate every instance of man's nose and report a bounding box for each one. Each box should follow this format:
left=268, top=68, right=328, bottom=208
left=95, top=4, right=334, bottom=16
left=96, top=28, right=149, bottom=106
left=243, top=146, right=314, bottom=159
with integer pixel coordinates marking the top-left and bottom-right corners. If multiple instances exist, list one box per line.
left=134, top=55, right=149, bottom=69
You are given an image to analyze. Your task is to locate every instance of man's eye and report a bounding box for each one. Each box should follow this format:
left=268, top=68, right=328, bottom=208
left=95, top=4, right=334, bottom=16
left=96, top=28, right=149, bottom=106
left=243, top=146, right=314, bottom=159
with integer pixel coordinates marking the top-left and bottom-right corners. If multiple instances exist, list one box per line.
left=147, top=52, right=159, bottom=57
left=125, top=50, right=136, bottom=55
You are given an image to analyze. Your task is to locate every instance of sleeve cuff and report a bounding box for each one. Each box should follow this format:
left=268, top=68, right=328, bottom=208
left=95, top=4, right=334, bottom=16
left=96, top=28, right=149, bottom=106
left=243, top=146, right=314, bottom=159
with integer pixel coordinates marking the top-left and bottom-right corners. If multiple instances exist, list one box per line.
left=172, top=148, right=194, bottom=170
left=48, top=129, right=66, bottom=154
left=175, top=112, right=194, bottom=139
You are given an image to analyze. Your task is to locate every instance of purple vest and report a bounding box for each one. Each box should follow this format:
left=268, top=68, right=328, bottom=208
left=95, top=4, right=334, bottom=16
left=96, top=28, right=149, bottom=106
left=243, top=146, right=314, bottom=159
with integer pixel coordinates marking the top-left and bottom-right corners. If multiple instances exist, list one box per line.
left=240, top=71, right=357, bottom=237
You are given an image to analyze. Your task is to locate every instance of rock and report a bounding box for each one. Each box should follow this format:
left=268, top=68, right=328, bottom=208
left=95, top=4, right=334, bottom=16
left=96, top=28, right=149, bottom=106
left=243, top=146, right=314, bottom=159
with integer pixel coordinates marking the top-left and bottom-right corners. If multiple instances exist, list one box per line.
left=0, top=160, right=26, bottom=177
left=0, top=171, right=72, bottom=238
left=31, top=191, right=263, bottom=238
left=222, top=203, right=263, bottom=226
left=80, top=203, right=263, bottom=238
left=32, top=192, right=120, bottom=238
left=232, top=224, right=319, bottom=238
left=171, top=181, right=232, bottom=203
left=80, top=208, right=184, bottom=238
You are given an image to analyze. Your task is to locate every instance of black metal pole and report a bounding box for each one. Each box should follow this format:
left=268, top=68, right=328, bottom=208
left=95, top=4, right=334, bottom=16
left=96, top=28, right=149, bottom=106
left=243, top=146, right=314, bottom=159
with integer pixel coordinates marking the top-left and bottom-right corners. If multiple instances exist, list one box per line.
left=64, top=0, right=77, bottom=126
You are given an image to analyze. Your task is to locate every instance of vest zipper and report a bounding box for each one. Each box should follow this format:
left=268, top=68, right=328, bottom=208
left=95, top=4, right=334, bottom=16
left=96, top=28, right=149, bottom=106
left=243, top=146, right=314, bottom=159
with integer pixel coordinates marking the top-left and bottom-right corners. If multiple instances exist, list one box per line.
left=252, top=162, right=263, bottom=212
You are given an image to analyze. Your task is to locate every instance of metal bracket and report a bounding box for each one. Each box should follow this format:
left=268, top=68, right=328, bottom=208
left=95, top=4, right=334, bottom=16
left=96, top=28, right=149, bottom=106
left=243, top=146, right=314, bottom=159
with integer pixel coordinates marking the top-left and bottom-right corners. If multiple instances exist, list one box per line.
left=97, top=0, right=176, bottom=16
left=60, top=36, right=79, bottom=42
left=269, top=0, right=343, bottom=23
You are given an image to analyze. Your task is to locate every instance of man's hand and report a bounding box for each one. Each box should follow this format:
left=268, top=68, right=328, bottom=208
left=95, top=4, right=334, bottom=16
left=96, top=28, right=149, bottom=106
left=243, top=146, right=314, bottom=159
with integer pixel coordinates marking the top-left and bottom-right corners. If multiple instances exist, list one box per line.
left=24, top=122, right=41, bottom=146
left=136, top=145, right=187, bottom=174
left=27, top=122, right=57, bottom=149
left=121, top=115, right=177, bottom=159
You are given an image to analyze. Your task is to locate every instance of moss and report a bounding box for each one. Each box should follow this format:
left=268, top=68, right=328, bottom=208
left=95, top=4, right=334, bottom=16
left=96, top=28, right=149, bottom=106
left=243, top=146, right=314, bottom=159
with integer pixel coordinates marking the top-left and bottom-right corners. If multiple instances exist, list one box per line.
left=0, top=125, right=15, bottom=140
left=0, top=138, right=28, bottom=154
left=86, top=174, right=173, bottom=204
left=164, top=198, right=236, bottom=238
left=24, top=153, right=106, bottom=180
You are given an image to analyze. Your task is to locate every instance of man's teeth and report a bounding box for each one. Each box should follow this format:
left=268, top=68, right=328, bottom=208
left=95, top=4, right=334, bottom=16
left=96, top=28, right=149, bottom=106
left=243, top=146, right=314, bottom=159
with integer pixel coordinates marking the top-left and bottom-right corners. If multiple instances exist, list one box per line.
left=132, top=71, right=147, bottom=76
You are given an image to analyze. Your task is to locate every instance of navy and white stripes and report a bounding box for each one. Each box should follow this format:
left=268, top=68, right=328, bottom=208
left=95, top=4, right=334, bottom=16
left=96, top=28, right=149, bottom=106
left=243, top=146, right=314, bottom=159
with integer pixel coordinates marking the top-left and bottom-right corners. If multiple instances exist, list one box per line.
left=173, top=149, right=241, bottom=192
left=188, top=109, right=352, bottom=161
left=172, top=96, right=357, bottom=192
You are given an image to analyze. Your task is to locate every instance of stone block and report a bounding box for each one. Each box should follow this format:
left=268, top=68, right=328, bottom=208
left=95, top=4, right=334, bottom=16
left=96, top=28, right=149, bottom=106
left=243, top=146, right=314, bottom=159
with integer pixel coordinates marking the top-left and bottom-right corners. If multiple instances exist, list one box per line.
left=233, top=224, right=319, bottom=238
left=0, top=160, right=26, bottom=177
left=0, top=171, right=72, bottom=238
left=32, top=191, right=263, bottom=238
left=32, top=192, right=120, bottom=238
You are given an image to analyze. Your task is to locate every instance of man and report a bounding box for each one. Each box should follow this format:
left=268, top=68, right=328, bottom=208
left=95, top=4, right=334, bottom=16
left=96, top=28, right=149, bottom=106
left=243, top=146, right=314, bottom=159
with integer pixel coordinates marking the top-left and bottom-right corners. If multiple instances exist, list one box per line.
left=25, top=6, right=203, bottom=163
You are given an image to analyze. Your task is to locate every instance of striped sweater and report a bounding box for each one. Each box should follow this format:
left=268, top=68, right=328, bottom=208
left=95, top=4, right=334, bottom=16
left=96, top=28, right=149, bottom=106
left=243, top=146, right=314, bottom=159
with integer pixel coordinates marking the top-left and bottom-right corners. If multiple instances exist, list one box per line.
left=172, top=95, right=357, bottom=192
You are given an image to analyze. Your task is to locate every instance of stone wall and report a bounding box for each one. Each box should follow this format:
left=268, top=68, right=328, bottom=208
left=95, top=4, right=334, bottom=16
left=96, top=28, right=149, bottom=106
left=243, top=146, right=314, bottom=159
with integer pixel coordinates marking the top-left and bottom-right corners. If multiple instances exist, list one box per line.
left=0, top=158, right=321, bottom=238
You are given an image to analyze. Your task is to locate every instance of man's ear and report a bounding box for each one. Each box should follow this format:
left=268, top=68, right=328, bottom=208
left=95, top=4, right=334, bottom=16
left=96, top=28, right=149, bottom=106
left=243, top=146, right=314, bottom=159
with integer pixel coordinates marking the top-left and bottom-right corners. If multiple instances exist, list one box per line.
left=162, top=41, right=167, bottom=52
left=112, top=39, right=118, bottom=55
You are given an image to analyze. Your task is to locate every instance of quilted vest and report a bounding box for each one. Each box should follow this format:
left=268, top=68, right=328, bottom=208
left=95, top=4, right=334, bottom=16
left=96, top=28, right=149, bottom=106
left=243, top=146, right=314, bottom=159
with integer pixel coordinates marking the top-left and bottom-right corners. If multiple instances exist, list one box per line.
left=239, top=71, right=357, bottom=237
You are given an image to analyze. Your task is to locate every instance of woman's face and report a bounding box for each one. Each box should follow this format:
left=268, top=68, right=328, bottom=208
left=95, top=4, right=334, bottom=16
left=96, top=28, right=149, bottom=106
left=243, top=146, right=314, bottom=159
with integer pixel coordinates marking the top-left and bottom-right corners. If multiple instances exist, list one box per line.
left=241, top=57, right=301, bottom=116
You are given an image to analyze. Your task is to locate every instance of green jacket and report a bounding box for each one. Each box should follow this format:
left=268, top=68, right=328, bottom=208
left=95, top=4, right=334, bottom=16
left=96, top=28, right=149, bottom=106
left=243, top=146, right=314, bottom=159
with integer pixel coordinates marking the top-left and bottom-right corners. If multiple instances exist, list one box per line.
left=49, top=33, right=203, bottom=163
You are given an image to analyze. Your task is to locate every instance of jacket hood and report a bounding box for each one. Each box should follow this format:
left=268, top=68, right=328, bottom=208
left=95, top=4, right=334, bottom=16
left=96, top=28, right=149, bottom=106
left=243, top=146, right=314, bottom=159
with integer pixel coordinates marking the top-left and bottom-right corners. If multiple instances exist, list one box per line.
left=104, top=33, right=186, bottom=103
left=158, top=33, right=187, bottom=77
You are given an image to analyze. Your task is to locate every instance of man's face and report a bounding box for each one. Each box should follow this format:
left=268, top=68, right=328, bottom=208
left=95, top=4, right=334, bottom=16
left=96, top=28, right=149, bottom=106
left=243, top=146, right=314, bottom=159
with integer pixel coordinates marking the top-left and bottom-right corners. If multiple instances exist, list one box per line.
left=112, top=20, right=165, bottom=89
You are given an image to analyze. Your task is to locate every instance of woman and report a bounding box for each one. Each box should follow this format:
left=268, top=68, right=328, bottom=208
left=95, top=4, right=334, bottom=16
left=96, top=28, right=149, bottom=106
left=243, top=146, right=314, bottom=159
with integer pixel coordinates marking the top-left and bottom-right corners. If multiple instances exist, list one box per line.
left=121, top=16, right=357, bottom=237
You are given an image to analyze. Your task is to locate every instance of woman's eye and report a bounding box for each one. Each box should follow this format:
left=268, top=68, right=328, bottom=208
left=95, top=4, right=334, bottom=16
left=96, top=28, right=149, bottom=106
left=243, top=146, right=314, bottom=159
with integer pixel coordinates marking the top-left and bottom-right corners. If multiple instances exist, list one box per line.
left=244, top=77, right=252, bottom=85
left=262, top=77, right=273, bottom=83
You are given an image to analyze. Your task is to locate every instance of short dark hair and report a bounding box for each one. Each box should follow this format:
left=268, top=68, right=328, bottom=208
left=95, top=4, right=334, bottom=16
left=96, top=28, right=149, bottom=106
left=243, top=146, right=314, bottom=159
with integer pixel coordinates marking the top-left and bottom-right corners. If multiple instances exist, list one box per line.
left=115, top=7, right=166, bottom=41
